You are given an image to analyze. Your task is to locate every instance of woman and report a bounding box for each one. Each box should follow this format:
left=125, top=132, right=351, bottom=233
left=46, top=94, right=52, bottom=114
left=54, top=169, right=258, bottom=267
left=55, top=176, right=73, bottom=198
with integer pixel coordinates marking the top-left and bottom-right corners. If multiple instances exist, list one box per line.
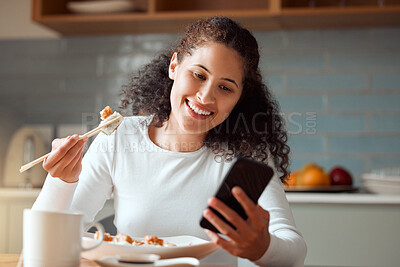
left=33, top=17, right=306, bottom=266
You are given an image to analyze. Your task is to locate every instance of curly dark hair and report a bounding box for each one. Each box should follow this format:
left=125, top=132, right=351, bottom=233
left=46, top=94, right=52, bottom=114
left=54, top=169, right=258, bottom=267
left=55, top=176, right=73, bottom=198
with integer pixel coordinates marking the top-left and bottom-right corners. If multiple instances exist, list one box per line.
left=120, top=17, right=290, bottom=182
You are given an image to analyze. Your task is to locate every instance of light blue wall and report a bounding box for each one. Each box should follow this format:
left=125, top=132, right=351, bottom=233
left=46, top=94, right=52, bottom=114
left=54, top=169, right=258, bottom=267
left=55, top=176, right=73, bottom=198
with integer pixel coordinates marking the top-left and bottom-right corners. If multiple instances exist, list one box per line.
left=254, top=28, right=400, bottom=184
left=1, top=27, right=400, bottom=184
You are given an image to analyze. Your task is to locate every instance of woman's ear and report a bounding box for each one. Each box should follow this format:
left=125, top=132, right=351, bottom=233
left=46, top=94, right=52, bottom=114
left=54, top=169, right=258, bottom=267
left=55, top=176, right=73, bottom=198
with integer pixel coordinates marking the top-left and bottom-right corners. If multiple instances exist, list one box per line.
left=168, top=52, right=178, bottom=80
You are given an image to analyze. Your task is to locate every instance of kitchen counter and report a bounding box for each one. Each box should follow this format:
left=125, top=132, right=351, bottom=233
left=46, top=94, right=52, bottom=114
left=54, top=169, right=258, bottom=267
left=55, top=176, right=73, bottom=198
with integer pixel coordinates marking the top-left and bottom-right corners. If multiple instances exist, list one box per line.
left=288, top=192, right=400, bottom=266
left=0, top=188, right=41, bottom=199
left=0, top=187, right=114, bottom=254
left=1, top=187, right=400, bottom=205
left=286, top=192, right=400, bottom=205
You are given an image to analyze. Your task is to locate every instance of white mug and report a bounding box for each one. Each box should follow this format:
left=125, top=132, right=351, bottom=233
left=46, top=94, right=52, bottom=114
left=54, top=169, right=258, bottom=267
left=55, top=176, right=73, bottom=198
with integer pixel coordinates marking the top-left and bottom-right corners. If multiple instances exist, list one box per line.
left=23, top=209, right=104, bottom=267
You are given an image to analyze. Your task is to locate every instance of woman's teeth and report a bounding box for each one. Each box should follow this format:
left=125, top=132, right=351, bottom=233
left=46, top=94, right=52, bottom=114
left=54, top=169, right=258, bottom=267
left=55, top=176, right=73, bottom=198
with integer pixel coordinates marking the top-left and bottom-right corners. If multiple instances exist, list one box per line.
left=187, top=101, right=211, bottom=116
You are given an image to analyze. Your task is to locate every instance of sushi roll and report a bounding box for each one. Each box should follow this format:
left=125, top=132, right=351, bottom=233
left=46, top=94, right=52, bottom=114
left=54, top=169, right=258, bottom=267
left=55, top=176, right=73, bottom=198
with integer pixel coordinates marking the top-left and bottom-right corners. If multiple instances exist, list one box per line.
left=99, top=106, right=123, bottom=135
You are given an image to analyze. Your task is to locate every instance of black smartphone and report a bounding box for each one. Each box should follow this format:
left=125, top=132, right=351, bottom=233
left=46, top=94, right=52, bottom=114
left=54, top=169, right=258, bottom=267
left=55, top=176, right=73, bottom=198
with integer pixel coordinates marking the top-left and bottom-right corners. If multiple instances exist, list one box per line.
left=200, top=158, right=274, bottom=233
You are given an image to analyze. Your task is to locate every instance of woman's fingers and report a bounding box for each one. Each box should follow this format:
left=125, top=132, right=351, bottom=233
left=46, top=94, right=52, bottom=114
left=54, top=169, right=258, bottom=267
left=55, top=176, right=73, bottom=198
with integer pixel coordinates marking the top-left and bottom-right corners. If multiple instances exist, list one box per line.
left=44, top=135, right=80, bottom=169
left=62, top=143, right=85, bottom=182
left=206, top=197, right=252, bottom=238
left=203, top=186, right=271, bottom=261
left=52, top=139, right=86, bottom=172
left=43, top=135, right=87, bottom=182
left=232, top=187, right=266, bottom=231
left=202, top=208, right=241, bottom=242
left=205, top=187, right=269, bottom=239
left=204, top=229, right=240, bottom=256
left=60, top=138, right=87, bottom=170
left=62, top=139, right=86, bottom=173
left=71, top=146, right=85, bottom=175
left=51, top=137, right=65, bottom=150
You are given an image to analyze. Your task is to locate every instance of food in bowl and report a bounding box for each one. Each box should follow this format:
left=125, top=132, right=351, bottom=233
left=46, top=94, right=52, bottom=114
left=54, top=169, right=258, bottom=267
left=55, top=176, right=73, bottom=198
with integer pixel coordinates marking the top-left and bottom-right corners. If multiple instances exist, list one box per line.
left=95, top=231, right=176, bottom=247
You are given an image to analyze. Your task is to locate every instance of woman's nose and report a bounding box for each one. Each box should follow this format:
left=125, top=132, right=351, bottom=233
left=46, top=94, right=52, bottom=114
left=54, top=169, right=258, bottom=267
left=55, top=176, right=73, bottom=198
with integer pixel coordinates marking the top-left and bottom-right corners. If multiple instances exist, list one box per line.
left=196, top=85, right=215, bottom=104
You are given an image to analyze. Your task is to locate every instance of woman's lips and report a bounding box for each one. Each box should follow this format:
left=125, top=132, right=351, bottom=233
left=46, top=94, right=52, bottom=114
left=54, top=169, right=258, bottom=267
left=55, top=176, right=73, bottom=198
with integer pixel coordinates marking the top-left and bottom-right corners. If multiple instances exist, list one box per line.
left=185, top=99, right=213, bottom=120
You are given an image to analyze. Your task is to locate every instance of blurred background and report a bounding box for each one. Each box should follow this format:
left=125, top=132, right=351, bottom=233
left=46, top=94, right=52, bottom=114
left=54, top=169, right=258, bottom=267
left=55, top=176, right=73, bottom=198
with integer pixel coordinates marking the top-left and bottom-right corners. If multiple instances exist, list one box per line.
left=1, top=1, right=400, bottom=188
left=0, top=0, right=400, bottom=266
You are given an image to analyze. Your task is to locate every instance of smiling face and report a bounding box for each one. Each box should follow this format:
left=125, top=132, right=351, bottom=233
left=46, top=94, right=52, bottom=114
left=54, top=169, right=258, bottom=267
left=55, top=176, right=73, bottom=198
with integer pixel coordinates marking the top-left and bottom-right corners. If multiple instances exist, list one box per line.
left=168, top=42, right=244, bottom=136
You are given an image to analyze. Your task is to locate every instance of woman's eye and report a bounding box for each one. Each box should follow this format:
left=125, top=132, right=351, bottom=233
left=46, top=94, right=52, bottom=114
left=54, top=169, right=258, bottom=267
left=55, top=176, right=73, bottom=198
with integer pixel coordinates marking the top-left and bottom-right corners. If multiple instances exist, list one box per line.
left=220, top=85, right=232, bottom=92
left=194, top=72, right=206, bottom=80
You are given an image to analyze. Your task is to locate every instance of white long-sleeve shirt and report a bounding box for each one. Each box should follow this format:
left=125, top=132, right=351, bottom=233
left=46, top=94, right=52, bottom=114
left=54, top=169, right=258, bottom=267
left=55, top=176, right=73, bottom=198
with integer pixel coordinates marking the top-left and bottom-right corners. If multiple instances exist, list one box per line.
left=33, top=116, right=306, bottom=266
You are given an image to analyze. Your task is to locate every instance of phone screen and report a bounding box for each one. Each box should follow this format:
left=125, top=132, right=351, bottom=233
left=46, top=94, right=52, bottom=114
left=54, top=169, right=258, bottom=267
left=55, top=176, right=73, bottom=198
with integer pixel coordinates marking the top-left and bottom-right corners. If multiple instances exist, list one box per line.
left=200, top=158, right=274, bottom=233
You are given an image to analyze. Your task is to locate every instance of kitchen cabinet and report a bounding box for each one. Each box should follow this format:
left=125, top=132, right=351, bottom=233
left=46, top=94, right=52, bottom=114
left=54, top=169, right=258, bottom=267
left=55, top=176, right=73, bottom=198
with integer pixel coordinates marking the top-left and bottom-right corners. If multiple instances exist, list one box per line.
left=0, top=188, right=114, bottom=254
left=0, top=203, right=7, bottom=253
left=32, top=0, right=400, bottom=36
left=287, top=193, right=400, bottom=267
left=0, top=189, right=38, bottom=254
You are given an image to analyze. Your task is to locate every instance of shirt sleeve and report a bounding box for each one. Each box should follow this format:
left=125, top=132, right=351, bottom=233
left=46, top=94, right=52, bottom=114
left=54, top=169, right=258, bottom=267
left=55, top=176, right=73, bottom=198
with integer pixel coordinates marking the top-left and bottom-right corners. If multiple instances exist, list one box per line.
left=32, top=174, right=78, bottom=211
left=32, top=131, right=115, bottom=224
left=252, top=165, right=307, bottom=267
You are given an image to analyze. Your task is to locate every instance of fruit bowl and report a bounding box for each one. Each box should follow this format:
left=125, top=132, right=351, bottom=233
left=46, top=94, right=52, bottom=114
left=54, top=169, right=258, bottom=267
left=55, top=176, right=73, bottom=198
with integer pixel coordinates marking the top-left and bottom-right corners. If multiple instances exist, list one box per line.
left=285, top=185, right=357, bottom=193
left=285, top=163, right=354, bottom=190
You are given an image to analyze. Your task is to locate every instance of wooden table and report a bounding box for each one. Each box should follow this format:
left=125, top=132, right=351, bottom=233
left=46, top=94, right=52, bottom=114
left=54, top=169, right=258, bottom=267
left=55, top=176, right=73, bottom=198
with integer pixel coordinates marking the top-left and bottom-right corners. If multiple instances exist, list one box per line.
left=0, top=254, right=100, bottom=267
left=0, top=254, right=231, bottom=267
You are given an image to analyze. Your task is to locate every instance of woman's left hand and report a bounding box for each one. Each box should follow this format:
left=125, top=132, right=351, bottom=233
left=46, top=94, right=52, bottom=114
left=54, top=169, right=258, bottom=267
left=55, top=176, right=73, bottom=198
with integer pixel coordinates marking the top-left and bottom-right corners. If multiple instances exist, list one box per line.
left=203, top=186, right=270, bottom=261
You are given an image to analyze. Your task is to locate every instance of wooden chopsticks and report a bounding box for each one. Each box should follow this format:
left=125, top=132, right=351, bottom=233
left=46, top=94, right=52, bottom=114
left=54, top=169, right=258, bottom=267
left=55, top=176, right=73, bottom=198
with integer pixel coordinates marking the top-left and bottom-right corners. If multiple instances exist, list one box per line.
left=19, top=115, right=122, bottom=173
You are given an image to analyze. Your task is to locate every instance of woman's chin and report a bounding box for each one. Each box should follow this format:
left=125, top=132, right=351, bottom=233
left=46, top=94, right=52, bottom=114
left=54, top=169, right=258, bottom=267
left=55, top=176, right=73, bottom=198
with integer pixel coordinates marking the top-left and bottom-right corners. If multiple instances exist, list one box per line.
left=179, top=122, right=210, bottom=136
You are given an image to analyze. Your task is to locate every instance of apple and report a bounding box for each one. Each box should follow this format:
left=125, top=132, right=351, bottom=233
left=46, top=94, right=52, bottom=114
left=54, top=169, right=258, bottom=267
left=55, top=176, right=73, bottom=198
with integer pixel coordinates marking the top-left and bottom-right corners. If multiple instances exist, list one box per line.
left=329, top=166, right=353, bottom=186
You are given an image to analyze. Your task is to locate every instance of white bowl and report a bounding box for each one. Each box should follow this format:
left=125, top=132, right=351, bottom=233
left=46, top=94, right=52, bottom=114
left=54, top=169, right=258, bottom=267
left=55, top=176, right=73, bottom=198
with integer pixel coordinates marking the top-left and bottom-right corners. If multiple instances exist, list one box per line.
left=362, top=173, right=400, bottom=183
left=370, top=167, right=400, bottom=179
left=362, top=171, right=400, bottom=195
left=82, top=233, right=218, bottom=261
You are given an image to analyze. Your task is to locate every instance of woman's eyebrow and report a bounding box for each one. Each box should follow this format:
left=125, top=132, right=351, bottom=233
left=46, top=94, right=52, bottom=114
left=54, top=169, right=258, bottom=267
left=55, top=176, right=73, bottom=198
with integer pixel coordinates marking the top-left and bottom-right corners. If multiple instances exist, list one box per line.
left=222, top=78, right=238, bottom=89
left=194, top=64, right=211, bottom=73
left=193, top=64, right=239, bottom=88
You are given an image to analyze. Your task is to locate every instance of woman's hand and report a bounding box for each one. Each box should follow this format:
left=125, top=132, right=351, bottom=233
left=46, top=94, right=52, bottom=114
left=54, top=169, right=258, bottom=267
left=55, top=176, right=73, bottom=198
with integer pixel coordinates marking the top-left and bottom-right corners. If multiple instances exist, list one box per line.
left=203, top=186, right=270, bottom=261
left=42, top=134, right=88, bottom=183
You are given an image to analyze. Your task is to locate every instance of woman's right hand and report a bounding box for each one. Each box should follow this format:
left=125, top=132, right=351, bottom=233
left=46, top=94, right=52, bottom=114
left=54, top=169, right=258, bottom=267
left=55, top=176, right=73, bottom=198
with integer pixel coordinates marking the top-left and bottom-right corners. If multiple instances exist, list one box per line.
left=43, top=134, right=88, bottom=183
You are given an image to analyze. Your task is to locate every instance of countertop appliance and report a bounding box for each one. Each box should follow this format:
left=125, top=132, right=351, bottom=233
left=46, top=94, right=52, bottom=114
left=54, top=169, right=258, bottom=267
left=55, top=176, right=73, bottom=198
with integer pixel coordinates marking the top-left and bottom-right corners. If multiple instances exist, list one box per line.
left=3, top=127, right=47, bottom=188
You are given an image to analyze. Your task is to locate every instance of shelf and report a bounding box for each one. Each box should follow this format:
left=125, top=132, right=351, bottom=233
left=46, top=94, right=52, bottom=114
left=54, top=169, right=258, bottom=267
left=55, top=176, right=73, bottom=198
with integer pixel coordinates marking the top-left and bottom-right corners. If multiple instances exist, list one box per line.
left=282, top=0, right=400, bottom=8
left=32, top=0, right=400, bottom=36
left=279, top=5, right=400, bottom=29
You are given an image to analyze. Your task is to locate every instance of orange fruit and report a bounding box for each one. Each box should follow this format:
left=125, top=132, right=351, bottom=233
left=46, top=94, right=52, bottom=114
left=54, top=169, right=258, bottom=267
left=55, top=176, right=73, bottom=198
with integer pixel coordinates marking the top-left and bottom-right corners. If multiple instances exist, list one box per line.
left=301, top=162, right=320, bottom=173
left=285, top=171, right=299, bottom=187
left=297, top=163, right=330, bottom=187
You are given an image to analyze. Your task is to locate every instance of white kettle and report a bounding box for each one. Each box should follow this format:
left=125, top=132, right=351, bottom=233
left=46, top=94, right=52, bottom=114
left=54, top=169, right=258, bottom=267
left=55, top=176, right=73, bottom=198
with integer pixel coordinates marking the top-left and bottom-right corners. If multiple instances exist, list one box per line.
left=3, top=127, right=47, bottom=188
